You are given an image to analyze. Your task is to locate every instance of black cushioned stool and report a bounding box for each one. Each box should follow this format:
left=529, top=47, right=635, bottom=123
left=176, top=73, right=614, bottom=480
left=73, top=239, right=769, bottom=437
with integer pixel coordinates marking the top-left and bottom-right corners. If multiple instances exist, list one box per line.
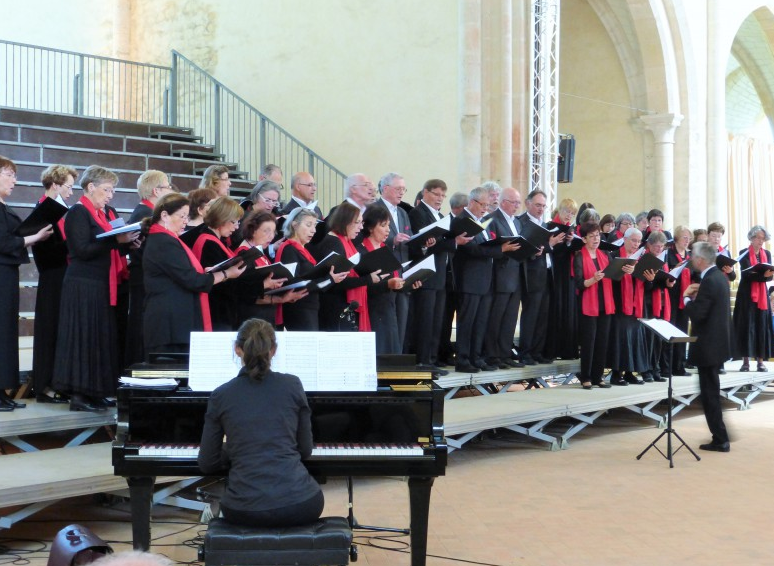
left=203, top=516, right=353, bottom=566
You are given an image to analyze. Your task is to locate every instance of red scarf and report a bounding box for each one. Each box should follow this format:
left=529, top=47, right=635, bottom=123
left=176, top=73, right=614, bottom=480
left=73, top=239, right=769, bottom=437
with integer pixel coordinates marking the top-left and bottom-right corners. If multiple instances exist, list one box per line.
left=335, top=233, right=371, bottom=331
left=580, top=247, right=615, bottom=316
left=78, top=196, right=129, bottom=306
left=674, top=250, right=691, bottom=310
left=192, top=230, right=234, bottom=263
left=235, top=244, right=270, bottom=267
left=363, top=237, right=398, bottom=278
left=552, top=214, right=567, bottom=225
left=748, top=246, right=769, bottom=310
left=619, top=246, right=644, bottom=318
left=277, top=238, right=316, bottom=265
left=140, top=199, right=155, bottom=210
left=650, top=259, right=672, bottom=319
left=149, top=224, right=212, bottom=331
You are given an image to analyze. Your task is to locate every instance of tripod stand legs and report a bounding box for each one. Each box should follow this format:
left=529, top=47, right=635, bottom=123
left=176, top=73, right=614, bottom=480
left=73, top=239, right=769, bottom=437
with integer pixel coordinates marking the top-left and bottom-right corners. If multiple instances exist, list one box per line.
left=636, top=426, right=701, bottom=467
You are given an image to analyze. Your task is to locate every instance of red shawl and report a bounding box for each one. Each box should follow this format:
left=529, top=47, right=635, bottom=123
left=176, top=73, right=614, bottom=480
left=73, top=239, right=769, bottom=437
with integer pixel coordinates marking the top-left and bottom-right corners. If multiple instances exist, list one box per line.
left=580, top=247, right=615, bottom=316
left=235, top=244, right=270, bottom=268
left=276, top=239, right=318, bottom=325
left=192, top=231, right=234, bottom=262
left=149, top=224, right=212, bottom=331
left=619, top=246, right=644, bottom=318
left=748, top=246, right=769, bottom=310
left=335, top=233, right=371, bottom=331
left=650, top=259, right=672, bottom=320
left=673, top=250, right=691, bottom=310
left=78, top=196, right=129, bottom=306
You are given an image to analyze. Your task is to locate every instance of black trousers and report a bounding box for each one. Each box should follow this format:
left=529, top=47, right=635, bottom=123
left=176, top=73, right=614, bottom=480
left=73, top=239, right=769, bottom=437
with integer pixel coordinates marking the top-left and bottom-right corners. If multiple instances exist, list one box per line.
left=578, top=313, right=611, bottom=383
left=413, top=288, right=446, bottom=365
left=456, top=292, right=492, bottom=366
left=221, top=490, right=324, bottom=528
left=519, top=287, right=549, bottom=359
left=485, top=290, right=520, bottom=361
left=697, top=364, right=729, bottom=444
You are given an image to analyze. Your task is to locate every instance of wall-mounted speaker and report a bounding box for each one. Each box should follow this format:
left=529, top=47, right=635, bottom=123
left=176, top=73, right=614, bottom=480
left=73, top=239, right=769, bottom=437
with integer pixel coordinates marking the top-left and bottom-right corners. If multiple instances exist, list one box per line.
left=557, top=137, right=575, bottom=183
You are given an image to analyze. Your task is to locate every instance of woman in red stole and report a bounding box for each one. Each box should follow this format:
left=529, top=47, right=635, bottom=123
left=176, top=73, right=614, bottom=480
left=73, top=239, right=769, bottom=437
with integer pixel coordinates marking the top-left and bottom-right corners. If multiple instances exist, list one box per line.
left=234, top=210, right=307, bottom=327
left=52, top=166, right=139, bottom=413
left=667, top=225, right=693, bottom=376
left=642, top=230, right=674, bottom=382
left=142, top=193, right=244, bottom=356
left=30, top=165, right=76, bottom=404
left=275, top=209, right=346, bottom=330
left=573, top=221, right=615, bottom=389
left=315, top=202, right=386, bottom=332
left=733, top=225, right=774, bottom=372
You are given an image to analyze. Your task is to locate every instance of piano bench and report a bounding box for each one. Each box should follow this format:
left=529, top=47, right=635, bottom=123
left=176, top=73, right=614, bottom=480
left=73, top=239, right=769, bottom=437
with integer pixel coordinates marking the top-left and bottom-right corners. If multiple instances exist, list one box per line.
left=202, top=516, right=353, bottom=566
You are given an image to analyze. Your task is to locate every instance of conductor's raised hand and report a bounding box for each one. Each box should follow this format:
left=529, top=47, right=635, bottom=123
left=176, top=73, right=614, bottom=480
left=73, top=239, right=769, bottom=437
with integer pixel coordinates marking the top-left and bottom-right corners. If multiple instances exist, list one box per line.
left=683, top=282, right=700, bottom=299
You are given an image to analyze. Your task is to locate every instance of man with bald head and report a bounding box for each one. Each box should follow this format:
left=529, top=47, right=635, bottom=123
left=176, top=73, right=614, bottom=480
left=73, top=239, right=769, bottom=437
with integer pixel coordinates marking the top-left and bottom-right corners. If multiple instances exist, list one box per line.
left=280, top=172, right=323, bottom=219
left=483, top=187, right=525, bottom=368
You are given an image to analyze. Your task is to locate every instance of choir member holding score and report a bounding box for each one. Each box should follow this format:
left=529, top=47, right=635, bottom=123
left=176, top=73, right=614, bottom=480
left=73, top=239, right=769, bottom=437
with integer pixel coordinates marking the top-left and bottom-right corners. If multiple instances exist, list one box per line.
left=573, top=222, right=614, bottom=389
left=275, top=208, right=348, bottom=330
left=314, top=202, right=387, bottom=331
left=52, top=166, right=138, bottom=413
left=233, top=210, right=307, bottom=327
left=667, top=225, right=693, bottom=376
left=180, top=187, right=217, bottom=248
left=0, top=156, right=54, bottom=411
left=642, top=230, right=673, bottom=381
left=733, top=225, right=774, bottom=372
left=142, top=193, right=245, bottom=355
left=31, top=165, right=76, bottom=404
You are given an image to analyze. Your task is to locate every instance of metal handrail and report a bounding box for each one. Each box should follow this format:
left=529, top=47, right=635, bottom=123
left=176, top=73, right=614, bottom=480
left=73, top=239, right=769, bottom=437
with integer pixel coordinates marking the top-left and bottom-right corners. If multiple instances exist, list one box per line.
left=0, top=39, right=345, bottom=208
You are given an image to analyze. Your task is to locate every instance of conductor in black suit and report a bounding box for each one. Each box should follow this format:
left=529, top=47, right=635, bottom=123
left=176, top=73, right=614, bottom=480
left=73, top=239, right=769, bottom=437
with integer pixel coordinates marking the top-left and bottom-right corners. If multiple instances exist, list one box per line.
left=279, top=172, right=323, bottom=219
left=484, top=187, right=525, bottom=368
left=683, top=241, right=732, bottom=452
left=453, top=186, right=520, bottom=373
left=376, top=173, right=413, bottom=348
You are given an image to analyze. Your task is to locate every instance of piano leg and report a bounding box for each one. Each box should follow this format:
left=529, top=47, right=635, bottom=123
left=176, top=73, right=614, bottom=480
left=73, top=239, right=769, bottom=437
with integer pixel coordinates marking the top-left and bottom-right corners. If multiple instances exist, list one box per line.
left=127, top=476, right=156, bottom=550
left=407, top=476, right=434, bottom=566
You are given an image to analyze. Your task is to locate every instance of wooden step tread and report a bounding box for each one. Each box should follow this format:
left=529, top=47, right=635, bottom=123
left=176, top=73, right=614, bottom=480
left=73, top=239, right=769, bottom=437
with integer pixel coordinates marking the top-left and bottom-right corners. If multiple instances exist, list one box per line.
left=0, top=399, right=115, bottom=437
left=0, top=443, right=123, bottom=507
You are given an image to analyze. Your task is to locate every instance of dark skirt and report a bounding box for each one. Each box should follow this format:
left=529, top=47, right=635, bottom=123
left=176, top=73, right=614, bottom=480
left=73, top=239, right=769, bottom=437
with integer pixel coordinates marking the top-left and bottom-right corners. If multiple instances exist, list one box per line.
left=32, top=266, right=66, bottom=392
left=52, top=275, right=119, bottom=398
left=733, top=295, right=773, bottom=358
left=607, top=313, right=650, bottom=372
left=369, top=292, right=399, bottom=354
left=544, top=256, right=579, bottom=359
left=236, top=303, right=276, bottom=328
left=0, top=264, right=20, bottom=389
left=282, top=304, right=319, bottom=331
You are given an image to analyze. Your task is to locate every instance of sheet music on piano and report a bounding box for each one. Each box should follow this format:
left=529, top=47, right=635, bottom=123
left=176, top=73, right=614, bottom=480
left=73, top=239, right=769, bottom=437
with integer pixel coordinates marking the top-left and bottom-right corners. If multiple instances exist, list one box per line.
left=188, top=331, right=378, bottom=391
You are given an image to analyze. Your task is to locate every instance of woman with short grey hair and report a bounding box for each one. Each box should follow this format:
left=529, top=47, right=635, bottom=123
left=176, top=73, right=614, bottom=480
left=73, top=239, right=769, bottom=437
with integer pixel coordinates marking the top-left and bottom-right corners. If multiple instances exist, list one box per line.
left=733, top=225, right=774, bottom=372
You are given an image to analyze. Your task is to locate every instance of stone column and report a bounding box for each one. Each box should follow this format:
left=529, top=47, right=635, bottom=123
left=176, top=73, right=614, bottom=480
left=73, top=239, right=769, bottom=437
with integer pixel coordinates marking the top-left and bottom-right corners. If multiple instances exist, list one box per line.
left=459, top=0, right=483, bottom=191
left=639, top=113, right=683, bottom=228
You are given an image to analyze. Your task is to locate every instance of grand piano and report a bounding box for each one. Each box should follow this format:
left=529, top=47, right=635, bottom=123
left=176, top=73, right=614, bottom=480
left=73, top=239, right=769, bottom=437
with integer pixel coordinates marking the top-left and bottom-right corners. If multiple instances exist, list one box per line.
left=112, top=381, right=446, bottom=566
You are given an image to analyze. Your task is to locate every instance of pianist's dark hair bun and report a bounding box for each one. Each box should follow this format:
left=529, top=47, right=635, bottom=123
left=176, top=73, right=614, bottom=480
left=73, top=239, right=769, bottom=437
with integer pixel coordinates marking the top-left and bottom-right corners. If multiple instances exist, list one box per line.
left=235, top=318, right=277, bottom=381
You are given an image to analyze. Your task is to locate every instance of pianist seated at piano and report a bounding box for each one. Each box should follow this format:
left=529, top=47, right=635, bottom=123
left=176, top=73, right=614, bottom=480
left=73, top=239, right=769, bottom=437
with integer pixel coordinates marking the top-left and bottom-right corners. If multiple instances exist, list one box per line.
left=198, top=318, right=324, bottom=528
left=141, top=194, right=245, bottom=355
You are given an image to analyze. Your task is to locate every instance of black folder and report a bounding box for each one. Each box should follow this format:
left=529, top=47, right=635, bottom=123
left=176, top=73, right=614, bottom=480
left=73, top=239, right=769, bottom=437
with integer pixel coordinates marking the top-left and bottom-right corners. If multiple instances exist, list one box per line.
left=209, top=247, right=263, bottom=272
left=253, top=261, right=297, bottom=282
left=632, top=252, right=665, bottom=280
left=519, top=220, right=556, bottom=248
left=716, top=253, right=738, bottom=270
left=450, top=215, right=486, bottom=238
left=399, top=256, right=436, bottom=289
left=353, top=246, right=402, bottom=276
left=546, top=221, right=573, bottom=234
left=601, top=257, right=637, bottom=281
left=15, top=197, right=68, bottom=237
left=741, top=262, right=774, bottom=275
left=481, top=236, right=539, bottom=261
left=598, top=238, right=623, bottom=252
left=295, top=251, right=354, bottom=282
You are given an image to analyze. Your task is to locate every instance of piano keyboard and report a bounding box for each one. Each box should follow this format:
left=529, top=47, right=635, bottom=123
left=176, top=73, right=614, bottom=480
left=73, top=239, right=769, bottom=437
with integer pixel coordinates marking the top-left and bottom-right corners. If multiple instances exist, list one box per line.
left=129, top=443, right=425, bottom=459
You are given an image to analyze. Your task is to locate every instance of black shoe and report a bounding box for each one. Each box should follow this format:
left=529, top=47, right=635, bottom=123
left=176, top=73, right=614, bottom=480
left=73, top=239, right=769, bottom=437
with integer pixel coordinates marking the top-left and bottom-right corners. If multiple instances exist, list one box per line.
left=624, top=373, right=644, bottom=385
left=93, top=398, right=117, bottom=408
left=641, top=373, right=654, bottom=383
left=0, top=393, right=25, bottom=409
left=502, top=359, right=525, bottom=368
left=416, top=364, right=439, bottom=374
left=0, top=399, right=13, bottom=412
left=610, top=376, right=629, bottom=386
left=475, top=361, right=497, bottom=372
left=685, top=363, right=696, bottom=369
left=455, top=363, right=481, bottom=374
left=521, top=355, right=538, bottom=366
left=430, top=365, right=450, bottom=376
left=699, top=442, right=730, bottom=452
left=672, top=370, right=690, bottom=377
left=36, top=392, right=69, bottom=404
left=596, top=381, right=612, bottom=389
left=69, top=394, right=107, bottom=413
left=652, top=373, right=666, bottom=382
left=535, top=356, right=554, bottom=364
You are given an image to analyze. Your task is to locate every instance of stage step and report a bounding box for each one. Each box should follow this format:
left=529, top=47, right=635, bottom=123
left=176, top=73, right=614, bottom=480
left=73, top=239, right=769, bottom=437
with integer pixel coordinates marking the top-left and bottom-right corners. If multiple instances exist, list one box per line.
left=0, top=398, right=115, bottom=439
left=0, top=443, right=123, bottom=509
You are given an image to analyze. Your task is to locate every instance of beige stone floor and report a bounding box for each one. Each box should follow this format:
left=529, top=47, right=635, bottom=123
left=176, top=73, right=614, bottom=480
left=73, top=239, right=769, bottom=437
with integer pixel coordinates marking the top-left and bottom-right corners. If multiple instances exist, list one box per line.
left=2, top=389, right=774, bottom=566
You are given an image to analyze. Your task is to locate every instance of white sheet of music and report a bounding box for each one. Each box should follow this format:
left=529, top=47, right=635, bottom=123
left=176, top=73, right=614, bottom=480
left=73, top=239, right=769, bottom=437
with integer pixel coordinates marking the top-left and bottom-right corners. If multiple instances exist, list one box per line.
left=188, top=331, right=377, bottom=392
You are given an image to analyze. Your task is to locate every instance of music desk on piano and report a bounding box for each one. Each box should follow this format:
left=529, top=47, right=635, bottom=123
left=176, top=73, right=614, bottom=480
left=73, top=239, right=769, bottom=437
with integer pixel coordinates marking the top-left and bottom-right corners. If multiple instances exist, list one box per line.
left=112, top=381, right=447, bottom=566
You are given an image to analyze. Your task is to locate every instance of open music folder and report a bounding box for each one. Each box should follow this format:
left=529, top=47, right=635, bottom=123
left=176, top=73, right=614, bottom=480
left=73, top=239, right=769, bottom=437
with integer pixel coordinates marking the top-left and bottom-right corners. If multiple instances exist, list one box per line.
left=639, top=318, right=697, bottom=343
left=188, top=331, right=378, bottom=391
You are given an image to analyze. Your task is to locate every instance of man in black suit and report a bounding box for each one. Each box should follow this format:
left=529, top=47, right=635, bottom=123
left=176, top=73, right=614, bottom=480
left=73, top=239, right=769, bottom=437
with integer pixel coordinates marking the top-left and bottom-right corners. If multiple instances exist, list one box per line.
left=408, top=180, right=471, bottom=374
left=484, top=187, right=525, bottom=369
left=517, top=190, right=567, bottom=365
left=279, top=172, right=323, bottom=219
left=453, top=186, right=519, bottom=373
left=683, top=242, right=732, bottom=452
left=376, top=172, right=413, bottom=348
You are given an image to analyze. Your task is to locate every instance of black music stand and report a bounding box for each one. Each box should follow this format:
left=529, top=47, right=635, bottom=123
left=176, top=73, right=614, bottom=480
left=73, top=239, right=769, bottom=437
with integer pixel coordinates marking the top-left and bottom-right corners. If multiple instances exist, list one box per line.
left=635, top=319, right=701, bottom=468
